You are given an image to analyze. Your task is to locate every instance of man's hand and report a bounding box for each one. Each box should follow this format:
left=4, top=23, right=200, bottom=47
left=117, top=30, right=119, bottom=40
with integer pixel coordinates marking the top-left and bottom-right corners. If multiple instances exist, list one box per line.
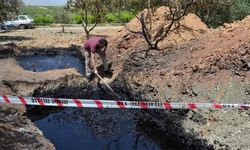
left=94, top=69, right=98, bottom=75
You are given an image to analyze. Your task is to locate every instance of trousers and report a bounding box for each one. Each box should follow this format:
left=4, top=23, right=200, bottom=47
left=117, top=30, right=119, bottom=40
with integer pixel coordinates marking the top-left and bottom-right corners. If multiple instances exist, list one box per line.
left=82, top=48, right=108, bottom=76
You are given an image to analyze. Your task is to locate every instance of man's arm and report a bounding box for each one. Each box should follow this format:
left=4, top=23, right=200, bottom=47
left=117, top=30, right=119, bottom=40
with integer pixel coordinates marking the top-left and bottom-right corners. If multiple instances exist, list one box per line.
left=103, top=43, right=108, bottom=53
left=90, top=53, right=98, bottom=74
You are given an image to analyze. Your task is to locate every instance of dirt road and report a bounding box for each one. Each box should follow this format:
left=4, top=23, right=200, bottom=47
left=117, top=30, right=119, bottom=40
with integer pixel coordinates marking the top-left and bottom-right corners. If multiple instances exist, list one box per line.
left=0, top=26, right=122, bottom=47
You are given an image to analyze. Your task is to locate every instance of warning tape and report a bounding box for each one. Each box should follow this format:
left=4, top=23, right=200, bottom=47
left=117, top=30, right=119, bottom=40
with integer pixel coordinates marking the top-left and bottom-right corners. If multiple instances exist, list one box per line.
left=0, top=95, right=249, bottom=109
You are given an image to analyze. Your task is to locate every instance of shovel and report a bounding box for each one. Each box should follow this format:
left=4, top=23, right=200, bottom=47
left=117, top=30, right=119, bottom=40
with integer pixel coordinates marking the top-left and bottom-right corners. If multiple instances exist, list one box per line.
left=95, top=73, right=121, bottom=99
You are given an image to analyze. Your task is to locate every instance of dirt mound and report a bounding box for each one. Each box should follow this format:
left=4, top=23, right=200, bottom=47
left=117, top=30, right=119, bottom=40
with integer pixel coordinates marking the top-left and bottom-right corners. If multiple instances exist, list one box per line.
left=108, top=6, right=208, bottom=57
left=121, top=13, right=250, bottom=149
left=223, top=15, right=250, bottom=29
left=123, top=14, right=250, bottom=102
left=187, top=16, right=250, bottom=76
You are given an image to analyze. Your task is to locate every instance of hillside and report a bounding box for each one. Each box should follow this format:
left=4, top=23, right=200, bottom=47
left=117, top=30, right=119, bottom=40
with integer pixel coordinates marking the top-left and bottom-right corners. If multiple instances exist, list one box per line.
left=19, top=6, right=64, bottom=17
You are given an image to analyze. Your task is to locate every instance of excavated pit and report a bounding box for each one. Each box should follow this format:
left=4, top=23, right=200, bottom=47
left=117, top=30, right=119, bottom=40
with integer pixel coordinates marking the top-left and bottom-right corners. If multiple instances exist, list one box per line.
left=0, top=44, right=217, bottom=149
left=12, top=47, right=187, bottom=149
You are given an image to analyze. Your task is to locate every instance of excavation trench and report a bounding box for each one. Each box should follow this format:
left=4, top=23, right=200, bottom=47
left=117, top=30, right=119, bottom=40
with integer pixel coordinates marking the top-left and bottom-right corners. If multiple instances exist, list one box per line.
left=0, top=45, right=214, bottom=149
left=16, top=52, right=185, bottom=150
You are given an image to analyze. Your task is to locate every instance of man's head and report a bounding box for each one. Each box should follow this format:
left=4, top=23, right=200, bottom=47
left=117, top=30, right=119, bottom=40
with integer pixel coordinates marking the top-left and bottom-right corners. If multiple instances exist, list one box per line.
left=99, top=38, right=108, bottom=48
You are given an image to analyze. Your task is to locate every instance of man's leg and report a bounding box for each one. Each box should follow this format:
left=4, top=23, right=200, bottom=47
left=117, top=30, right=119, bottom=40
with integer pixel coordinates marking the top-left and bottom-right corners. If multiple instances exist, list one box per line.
left=98, top=52, right=113, bottom=78
left=83, top=49, right=92, bottom=77
left=98, top=52, right=109, bottom=71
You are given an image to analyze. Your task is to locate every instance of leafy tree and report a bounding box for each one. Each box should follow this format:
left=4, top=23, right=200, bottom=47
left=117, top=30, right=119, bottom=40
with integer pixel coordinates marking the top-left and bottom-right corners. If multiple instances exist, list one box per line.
left=0, top=0, right=24, bottom=22
left=193, top=0, right=235, bottom=28
left=66, top=0, right=105, bottom=39
left=54, top=9, right=71, bottom=33
left=230, top=0, right=250, bottom=22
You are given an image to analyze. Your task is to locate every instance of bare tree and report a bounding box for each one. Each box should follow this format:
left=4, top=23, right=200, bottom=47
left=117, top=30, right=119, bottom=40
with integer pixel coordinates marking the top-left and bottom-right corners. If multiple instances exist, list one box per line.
left=104, top=0, right=195, bottom=55
left=66, top=0, right=104, bottom=39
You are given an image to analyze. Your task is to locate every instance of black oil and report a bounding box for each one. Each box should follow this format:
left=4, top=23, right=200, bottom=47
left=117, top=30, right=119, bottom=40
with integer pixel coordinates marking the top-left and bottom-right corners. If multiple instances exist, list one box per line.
left=26, top=93, right=161, bottom=150
left=17, top=54, right=84, bottom=74
left=20, top=54, right=161, bottom=150
left=34, top=108, right=160, bottom=150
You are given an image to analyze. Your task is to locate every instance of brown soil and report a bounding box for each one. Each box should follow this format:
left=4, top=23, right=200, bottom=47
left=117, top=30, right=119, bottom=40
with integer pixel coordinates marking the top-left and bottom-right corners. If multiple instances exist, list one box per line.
left=0, top=26, right=122, bottom=48
left=108, top=6, right=208, bottom=58
left=121, top=15, right=250, bottom=149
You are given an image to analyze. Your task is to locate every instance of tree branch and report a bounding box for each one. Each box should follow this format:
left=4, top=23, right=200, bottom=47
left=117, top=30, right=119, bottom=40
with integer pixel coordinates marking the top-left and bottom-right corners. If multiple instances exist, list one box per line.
left=89, top=22, right=98, bottom=32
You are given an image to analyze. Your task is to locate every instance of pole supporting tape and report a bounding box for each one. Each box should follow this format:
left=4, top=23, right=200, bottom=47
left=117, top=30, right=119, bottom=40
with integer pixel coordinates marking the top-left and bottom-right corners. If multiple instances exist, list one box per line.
left=0, top=95, right=249, bottom=110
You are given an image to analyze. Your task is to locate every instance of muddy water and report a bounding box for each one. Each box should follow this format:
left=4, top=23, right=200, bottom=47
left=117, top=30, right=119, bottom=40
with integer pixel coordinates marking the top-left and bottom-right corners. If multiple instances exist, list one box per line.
left=17, top=54, right=84, bottom=74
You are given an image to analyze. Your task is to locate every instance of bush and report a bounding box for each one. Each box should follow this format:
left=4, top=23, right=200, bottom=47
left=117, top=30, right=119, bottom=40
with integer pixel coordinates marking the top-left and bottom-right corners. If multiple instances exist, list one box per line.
left=74, top=15, right=82, bottom=24
left=193, top=0, right=250, bottom=28
left=74, top=15, right=95, bottom=24
left=87, top=15, right=95, bottom=24
left=34, top=16, right=53, bottom=25
left=105, top=13, right=118, bottom=23
left=120, top=11, right=134, bottom=22
left=230, top=0, right=250, bottom=21
left=104, top=11, right=134, bottom=23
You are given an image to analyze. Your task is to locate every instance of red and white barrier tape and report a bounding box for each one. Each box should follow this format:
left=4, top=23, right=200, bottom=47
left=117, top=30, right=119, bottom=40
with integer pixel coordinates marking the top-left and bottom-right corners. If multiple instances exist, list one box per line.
left=0, top=95, right=249, bottom=109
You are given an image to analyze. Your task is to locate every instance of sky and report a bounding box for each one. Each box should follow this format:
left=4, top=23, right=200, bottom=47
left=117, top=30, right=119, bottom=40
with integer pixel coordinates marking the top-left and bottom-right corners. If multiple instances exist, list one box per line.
left=23, top=0, right=67, bottom=6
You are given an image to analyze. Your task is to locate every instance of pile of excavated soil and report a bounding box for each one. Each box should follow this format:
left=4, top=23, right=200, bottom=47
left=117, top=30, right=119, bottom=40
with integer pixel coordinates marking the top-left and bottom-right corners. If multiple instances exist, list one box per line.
left=108, top=6, right=208, bottom=58
left=121, top=15, right=250, bottom=149
left=123, top=15, right=250, bottom=104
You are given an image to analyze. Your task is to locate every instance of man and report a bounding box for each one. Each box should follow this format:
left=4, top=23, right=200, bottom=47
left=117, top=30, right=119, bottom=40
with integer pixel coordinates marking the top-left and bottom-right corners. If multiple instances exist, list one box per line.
left=82, top=37, right=111, bottom=80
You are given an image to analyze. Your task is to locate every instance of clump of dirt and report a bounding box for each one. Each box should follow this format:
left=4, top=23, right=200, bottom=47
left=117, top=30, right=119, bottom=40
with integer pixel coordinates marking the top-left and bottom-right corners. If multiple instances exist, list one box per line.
left=108, top=6, right=208, bottom=58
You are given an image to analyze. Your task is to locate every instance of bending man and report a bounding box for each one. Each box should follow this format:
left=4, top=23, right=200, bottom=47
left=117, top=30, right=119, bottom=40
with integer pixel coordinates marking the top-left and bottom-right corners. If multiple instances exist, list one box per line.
left=82, top=37, right=110, bottom=80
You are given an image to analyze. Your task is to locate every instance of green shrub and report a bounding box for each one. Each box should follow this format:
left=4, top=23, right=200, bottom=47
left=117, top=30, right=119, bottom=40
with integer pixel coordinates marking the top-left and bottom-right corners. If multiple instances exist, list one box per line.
left=120, top=11, right=134, bottom=22
left=74, top=15, right=83, bottom=24
left=87, top=15, right=95, bottom=24
left=230, top=0, right=250, bottom=21
left=105, top=13, right=118, bottom=23
left=34, top=16, right=54, bottom=25
left=104, top=11, right=134, bottom=23
left=74, top=15, right=96, bottom=24
left=193, top=0, right=250, bottom=28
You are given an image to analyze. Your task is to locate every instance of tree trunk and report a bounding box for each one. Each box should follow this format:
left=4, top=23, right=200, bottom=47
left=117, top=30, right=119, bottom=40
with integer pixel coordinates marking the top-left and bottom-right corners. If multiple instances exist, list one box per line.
left=62, top=24, right=65, bottom=33
left=86, top=30, right=90, bottom=39
left=148, top=0, right=152, bottom=30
